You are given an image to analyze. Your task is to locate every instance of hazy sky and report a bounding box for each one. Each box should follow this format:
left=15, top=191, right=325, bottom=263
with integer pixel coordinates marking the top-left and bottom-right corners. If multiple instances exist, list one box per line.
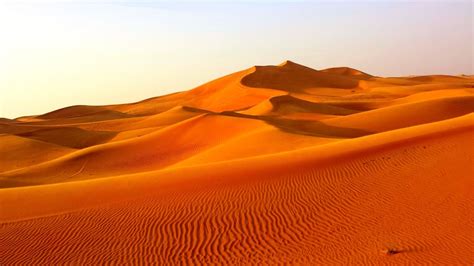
left=0, top=1, right=472, bottom=118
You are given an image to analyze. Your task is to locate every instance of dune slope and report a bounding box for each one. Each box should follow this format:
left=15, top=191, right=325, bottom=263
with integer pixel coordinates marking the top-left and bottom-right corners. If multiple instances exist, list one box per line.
left=1, top=61, right=473, bottom=264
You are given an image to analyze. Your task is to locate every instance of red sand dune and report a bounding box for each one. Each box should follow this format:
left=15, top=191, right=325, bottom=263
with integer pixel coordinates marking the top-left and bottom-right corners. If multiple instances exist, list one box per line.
left=1, top=61, right=473, bottom=264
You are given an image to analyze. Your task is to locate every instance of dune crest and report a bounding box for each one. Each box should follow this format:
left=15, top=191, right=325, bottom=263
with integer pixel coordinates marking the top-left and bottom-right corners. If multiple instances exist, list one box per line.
left=241, top=60, right=362, bottom=91
left=1, top=62, right=473, bottom=264
left=321, top=66, right=373, bottom=78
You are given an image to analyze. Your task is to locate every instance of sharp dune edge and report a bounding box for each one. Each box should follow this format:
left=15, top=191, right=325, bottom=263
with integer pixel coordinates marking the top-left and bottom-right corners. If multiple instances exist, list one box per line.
left=1, top=61, right=473, bottom=264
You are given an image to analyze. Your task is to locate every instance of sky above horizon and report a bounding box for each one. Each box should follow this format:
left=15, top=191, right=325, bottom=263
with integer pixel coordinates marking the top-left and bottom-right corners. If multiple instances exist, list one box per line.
left=1, top=1, right=472, bottom=118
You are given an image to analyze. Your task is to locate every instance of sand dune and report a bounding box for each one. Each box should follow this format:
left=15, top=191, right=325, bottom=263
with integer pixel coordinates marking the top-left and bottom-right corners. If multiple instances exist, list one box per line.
left=15, top=127, right=117, bottom=149
left=0, top=135, right=75, bottom=173
left=240, top=95, right=358, bottom=117
left=323, top=96, right=474, bottom=133
left=36, top=105, right=132, bottom=121
left=0, top=115, right=268, bottom=187
left=241, top=61, right=362, bottom=91
left=320, top=66, right=373, bottom=78
left=1, top=61, right=473, bottom=264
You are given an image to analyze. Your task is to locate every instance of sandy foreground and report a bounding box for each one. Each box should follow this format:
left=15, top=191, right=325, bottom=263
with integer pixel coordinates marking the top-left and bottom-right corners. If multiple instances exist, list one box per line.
left=1, top=61, right=473, bottom=264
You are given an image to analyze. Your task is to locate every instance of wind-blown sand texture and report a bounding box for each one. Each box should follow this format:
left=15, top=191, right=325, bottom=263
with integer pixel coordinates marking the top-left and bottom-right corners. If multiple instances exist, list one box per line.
left=1, top=61, right=473, bottom=264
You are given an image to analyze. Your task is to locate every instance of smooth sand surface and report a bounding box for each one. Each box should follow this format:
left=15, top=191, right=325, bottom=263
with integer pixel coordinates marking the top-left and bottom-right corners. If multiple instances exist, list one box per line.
left=1, top=61, right=473, bottom=264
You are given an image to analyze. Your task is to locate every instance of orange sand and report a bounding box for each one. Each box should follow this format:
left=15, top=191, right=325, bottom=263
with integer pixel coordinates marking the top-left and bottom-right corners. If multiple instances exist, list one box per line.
left=1, top=61, right=473, bottom=264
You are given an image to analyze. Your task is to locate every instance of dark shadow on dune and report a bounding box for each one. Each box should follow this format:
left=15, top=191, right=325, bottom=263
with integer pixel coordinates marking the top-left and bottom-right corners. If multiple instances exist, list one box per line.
left=16, top=127, right=117, bottom=149
left=406, top=75, right=470, bottom=83
left=240, top=61, right=362, bottom=91
left=37, top=105, right=128, bottom=119
left=264, top=117, right=371, bottom=138
left=178, top=103, right=369, bottom=138
left=25, top=106, right=137, bottom=124
left=0, top=178, right=37, bottom=189
left=219, top=111, right=371, bottom=138
left=267, top=95, right=358, bottom=115
left=0, top=122, right=49, bottom=135
left=320, top=66, right=373, bottom=79
left=314, top=101, right=381, bottom=112
left=181, top=106, right=214, bottom=113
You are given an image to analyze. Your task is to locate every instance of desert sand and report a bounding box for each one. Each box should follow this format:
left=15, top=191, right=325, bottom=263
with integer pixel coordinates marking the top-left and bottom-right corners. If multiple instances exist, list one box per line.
left=1, top=61, right=473, bottom=264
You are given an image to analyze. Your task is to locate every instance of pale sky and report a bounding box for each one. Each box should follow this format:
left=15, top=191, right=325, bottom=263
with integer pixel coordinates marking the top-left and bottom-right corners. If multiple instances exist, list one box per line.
left=0, top=1, right=472, bottom=118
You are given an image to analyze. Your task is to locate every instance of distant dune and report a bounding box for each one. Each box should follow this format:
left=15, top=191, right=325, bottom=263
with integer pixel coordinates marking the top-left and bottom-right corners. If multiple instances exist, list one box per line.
left=1, top=61, right=473, bottom=264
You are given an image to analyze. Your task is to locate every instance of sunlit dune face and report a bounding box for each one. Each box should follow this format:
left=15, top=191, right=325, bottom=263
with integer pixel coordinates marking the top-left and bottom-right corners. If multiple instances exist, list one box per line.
left=0, top=1, right=471, bottom=119
left=1, top=60, right=474, bottom=264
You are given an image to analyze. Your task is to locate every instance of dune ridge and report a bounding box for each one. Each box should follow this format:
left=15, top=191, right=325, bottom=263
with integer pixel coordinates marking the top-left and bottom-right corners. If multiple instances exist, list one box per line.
left=1, top=61, right=473, bottom=264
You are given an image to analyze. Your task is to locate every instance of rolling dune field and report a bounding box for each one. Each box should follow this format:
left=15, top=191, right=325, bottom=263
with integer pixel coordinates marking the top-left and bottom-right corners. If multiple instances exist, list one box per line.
left=1, top=61, right=473, bottom=264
